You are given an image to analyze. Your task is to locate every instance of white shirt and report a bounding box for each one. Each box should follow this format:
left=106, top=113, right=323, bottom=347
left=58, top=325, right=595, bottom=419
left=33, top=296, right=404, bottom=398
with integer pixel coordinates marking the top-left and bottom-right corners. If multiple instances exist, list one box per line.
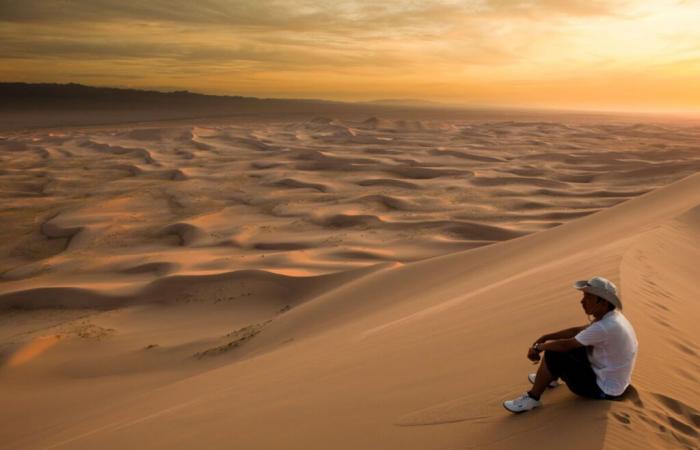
left=575, top=310, right=638, bottom=396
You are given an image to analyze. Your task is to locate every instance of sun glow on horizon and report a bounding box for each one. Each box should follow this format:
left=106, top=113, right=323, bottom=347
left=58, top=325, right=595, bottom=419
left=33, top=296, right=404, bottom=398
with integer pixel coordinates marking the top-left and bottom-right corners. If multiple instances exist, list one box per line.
left=1, top=0, right=700, bottom=112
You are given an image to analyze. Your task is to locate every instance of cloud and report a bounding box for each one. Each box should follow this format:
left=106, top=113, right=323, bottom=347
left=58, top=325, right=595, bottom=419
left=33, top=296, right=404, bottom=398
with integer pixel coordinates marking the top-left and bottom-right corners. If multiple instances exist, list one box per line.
left=0, top=0, right=635, bottom=70
left=0, top=22, right=413, bottom=71
left=0, top=0, right=625, bottom=27
left=0, top=0, right=530, bottom=70
left=483, top=0, right=626, bottom=17
left=1, top=0, right=698, bottom=111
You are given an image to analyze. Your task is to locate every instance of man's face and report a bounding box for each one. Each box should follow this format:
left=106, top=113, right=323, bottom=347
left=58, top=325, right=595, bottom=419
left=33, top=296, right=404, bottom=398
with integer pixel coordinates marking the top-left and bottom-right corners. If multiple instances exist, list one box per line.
left=580, top=291, right=599, bottom=314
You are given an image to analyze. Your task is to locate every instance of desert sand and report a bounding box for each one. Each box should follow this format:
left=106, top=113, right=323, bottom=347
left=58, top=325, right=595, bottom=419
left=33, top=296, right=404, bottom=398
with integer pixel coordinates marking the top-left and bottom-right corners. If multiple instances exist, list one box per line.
left=1, top=113, right=699, bottom=449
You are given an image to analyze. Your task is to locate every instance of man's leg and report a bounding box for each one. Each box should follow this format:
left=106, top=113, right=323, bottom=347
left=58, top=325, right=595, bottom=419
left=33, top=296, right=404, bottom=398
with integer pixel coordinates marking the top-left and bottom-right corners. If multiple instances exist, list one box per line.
left=504, top=351, right=562, bottom=413
left=527, top=355, right=555, bottom=400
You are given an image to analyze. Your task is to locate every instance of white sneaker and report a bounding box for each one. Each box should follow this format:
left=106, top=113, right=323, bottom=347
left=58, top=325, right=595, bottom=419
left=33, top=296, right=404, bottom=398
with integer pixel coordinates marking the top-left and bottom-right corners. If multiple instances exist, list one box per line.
left=503, top=393, right=541, bottom=413
left=528, top=373, right=560, bottom=388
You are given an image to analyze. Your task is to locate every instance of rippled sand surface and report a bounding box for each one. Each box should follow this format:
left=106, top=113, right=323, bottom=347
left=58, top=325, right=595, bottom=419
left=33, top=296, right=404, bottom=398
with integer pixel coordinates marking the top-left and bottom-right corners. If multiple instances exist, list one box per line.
left=2, top=117, right=699, bottom=297
left=2, top=114, right=700, bottom=450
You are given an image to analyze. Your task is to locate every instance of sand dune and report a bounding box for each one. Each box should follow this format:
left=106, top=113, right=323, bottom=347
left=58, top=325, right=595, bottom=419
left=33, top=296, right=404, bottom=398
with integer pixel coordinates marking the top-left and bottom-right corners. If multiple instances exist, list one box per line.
left=1, top=115, right=699, bottom=449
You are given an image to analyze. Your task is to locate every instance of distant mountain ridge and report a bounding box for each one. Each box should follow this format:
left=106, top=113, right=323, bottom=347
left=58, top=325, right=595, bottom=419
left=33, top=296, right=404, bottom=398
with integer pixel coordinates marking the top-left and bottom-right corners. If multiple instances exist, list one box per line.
left=0, top=82, right=382, bottom=130
left=0, top=82, right=659, bottom=132
left=362, top=98, right=445, bottom=107
left=0, top=82, right=337, bottom=110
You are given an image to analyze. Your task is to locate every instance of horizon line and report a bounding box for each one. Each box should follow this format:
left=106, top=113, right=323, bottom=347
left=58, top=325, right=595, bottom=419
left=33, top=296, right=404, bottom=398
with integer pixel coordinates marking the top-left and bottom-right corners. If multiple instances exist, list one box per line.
left=3, top=80, right=700, bottom=120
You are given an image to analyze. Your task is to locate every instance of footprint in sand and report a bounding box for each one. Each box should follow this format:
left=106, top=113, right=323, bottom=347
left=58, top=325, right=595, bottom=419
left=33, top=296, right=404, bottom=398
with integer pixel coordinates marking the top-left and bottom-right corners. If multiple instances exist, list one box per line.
left=630, top=391, right=700, bottom=449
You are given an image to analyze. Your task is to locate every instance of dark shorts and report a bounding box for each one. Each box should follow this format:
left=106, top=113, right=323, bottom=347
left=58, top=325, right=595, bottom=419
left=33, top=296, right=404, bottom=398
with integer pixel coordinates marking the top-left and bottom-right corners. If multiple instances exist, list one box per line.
left=544, top=347, right=621, bottom=400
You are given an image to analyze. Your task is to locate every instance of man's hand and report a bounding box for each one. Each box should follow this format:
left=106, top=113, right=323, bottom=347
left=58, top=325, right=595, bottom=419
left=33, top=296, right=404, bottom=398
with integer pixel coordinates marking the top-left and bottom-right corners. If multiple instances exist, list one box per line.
left=527, top=346, right=541, bottom=362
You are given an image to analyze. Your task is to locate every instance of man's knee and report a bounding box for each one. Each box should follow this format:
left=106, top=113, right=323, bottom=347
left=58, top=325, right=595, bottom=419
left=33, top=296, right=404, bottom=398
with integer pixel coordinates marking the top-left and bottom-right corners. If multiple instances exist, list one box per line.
left=543, top=349, right=560, bottom=364
left=543, top=350, right=563, bottom=377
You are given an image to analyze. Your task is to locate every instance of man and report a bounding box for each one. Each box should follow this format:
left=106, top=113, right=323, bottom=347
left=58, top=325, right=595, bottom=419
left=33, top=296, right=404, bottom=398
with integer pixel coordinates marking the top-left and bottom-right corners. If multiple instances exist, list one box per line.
left=503, top=276, right=638, bottom=413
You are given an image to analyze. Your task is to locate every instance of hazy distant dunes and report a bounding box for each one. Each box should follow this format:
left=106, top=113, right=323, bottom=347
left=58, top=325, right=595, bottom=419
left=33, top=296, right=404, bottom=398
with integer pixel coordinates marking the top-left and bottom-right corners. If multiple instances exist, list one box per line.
left=1, top=117, right=699, bottom=300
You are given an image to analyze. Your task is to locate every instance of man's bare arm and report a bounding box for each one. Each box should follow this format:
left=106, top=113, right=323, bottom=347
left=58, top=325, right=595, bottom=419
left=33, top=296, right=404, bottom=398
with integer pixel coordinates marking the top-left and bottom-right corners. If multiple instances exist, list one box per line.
left=535, top=326, right=587, bottom=344
left=526, top=326, right=588, bottom=361
left=539, top=338, right=584, bottom=353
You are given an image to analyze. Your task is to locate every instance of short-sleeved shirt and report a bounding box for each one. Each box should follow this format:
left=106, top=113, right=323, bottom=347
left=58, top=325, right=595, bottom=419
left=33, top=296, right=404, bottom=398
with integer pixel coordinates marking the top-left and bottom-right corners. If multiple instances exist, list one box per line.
left=574, top=310, right=638, bottom=396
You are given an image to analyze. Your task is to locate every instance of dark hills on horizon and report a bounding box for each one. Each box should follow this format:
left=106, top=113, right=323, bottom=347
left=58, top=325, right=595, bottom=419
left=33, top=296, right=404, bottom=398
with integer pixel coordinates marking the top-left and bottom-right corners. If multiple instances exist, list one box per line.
left=0, top=82, right=667, bottom=132
left=0, top=82, right=343, bottom=110
left=0, top=82, right=380, bottom=130
left=1, top=82, right=463, bottom=130
left=0, top=82, right=484, bottom=131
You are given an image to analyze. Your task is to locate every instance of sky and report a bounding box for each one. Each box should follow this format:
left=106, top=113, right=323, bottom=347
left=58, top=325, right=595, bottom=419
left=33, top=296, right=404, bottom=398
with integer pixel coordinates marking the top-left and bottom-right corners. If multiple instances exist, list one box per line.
left=1, top=0, right=700, bottom=113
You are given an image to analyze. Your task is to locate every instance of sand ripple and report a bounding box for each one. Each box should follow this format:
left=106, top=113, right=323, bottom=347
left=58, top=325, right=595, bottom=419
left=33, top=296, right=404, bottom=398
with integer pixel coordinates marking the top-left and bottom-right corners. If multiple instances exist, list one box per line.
left=2, top=117, right=700, bottom=297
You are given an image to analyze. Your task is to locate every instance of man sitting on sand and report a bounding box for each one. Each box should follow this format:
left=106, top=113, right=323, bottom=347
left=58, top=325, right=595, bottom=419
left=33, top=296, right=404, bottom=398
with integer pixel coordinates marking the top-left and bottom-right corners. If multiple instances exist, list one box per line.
left=503, top=276, right=638, bottom=413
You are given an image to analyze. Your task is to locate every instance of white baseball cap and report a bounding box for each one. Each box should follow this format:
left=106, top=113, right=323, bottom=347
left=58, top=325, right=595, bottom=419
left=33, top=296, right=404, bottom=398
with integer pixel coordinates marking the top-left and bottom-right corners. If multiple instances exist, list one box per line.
left=574, top=276, right=622, bottom=310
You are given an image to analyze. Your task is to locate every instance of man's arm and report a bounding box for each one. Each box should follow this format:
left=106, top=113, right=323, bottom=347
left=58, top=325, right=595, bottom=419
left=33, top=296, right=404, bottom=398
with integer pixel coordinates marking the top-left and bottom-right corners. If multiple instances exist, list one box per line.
left=537, top=338, right=584, bottom=353
left=525, top=326, right=587, bottom=360
left=535, top=326, right=587, bottom=344
left=526, top=325, right=589, bottom=361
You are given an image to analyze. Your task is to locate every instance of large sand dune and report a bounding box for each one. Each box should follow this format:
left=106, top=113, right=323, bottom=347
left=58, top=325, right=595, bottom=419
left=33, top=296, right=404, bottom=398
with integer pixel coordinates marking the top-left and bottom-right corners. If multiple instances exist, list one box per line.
left=1, top=115, right=699, bottom=449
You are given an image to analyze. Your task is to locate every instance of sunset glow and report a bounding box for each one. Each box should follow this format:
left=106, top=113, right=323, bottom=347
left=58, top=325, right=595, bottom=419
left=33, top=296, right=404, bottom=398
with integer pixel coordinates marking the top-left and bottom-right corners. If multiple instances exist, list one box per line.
left=2, top=0, right=700, bottom=112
